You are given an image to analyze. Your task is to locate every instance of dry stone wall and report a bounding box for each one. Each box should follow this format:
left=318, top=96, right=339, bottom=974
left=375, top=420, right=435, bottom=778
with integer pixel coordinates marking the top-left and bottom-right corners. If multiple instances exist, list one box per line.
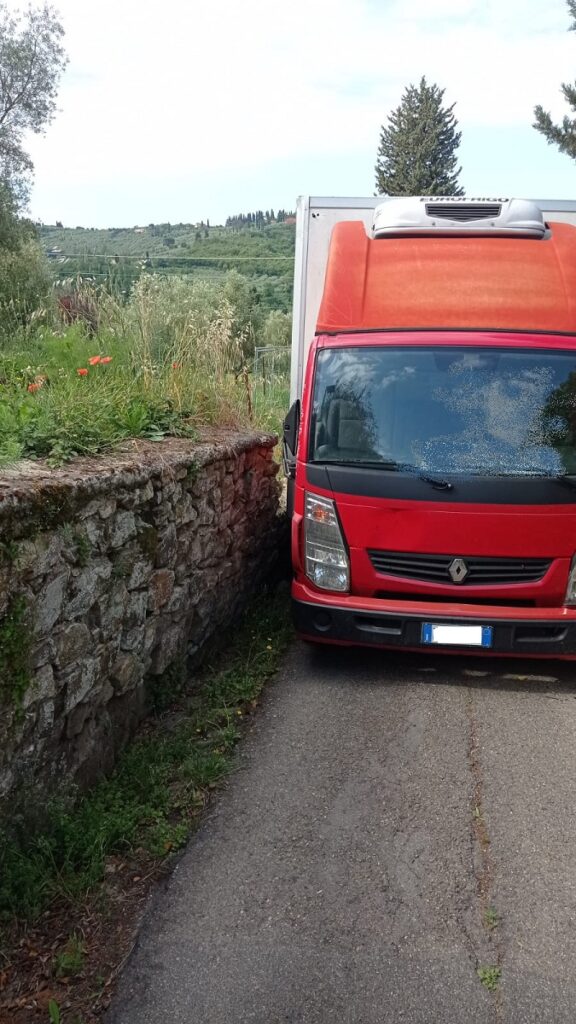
left=0, top=433, right=280, bottom=809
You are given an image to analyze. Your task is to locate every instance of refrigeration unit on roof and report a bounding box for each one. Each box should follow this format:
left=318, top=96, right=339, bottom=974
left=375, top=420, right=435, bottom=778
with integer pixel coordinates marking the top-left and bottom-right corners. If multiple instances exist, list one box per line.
left=372, top=197, right=547, bottom=239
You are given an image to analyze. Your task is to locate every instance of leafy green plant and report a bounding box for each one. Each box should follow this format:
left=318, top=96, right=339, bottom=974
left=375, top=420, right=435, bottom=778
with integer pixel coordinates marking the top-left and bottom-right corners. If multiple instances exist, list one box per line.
left=58, top=524, right=92, bottom=566
left=477, top=965, right=501, bottom=991
left=484, top=906, right=499, bottom=930
left=54, top=933, right=85, bottom=977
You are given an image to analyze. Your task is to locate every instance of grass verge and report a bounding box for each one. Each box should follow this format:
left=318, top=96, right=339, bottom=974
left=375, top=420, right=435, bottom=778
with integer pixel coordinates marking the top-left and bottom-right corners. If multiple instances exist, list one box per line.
left=0, top=588, right=292, bottom=1022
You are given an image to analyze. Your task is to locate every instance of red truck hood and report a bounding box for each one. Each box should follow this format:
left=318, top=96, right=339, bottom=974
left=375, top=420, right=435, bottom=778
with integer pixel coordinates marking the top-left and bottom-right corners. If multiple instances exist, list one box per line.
left=334, top=497, right=576, bottom=559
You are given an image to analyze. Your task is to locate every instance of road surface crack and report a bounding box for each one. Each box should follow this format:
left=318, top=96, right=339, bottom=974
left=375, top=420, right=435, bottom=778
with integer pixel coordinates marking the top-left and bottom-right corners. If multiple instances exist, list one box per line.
left=465, top=688, right=505, bottom=1021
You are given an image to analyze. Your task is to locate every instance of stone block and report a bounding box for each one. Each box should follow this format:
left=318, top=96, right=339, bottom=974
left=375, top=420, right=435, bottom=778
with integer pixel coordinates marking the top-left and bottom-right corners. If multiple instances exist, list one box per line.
left=31, top=639, right=54, bottom=669
left=54, top=622, right=92, bottom=669
left=139, top=480, right=155, bottom=503
left=148, top=569, right=175, bottom=612
left=63, top=657, right=99, bottom=713
left=34, top=571, right=69, bottom=635
left=149, top=622, right=184, bottom=675
left=125, top=590, right=148, bottom=627
left=22, top=663, right=55, bottom=710
left=99, top=499, right=118, bottom=520
left=108, top=511, right=137, bottom=549
left=165, top=583, right=190, bottom=615
left=65, top=559, right=113, bottom=619
left=96, top=580, right=129, bottom=636
left=78, top=498, right=110, bottom=520
left=13, top=539, right=38, bottom=576
left=36, top=697, right=55, bottom=735
left=155, top=523, right=178, bottom=568
left=84, top=516, right=107, bottom=549
left=127, top=558, right=154, bottom=590
left=174, top=494, right=198, bottom=525
left=30, top=534, right=64, bottom=578
left=120, top=624, right=145, bottom=652
left=111, top=653, right=143, bottom=695
left=66, top=699, right=91, bottom=738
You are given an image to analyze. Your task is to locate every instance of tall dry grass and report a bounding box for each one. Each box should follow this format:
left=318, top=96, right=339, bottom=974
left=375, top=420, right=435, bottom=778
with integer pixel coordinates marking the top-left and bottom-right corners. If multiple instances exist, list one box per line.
left=0, top=274, right=288, bottom=466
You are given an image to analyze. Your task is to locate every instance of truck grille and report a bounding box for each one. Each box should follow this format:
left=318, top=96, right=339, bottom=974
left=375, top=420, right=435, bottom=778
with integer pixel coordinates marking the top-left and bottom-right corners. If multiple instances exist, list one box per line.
left=367, top=550, right=551, bottom=586
left=424, top=203, right=501, bottom=222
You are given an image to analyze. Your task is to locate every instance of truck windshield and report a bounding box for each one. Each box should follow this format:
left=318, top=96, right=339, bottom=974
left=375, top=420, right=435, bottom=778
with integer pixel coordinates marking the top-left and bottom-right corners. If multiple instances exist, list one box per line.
left=310, top=345, right=576, bottom=476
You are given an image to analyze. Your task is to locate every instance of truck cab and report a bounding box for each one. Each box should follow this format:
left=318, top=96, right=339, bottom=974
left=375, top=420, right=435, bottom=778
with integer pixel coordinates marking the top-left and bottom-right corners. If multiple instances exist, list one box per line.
left=285, top=197, right=576, bottom=657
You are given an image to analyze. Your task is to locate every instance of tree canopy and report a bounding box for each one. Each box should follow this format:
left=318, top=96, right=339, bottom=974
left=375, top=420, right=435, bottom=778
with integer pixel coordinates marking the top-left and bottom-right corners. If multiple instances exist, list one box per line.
left=375, top=77, right=464, bottom=197
left=533, top=1, right=576, bottom=160
left=0, top=2, right=67, bottom=208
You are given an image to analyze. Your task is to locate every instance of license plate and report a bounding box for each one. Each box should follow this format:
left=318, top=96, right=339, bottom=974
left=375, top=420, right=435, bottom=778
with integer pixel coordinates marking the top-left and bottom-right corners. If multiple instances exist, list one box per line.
left=422, top=623, right=493, bottom=648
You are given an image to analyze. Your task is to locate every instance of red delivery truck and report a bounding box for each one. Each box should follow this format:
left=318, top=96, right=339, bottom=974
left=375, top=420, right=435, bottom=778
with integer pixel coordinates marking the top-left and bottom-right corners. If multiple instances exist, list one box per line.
left=283, top=196, right=576, bottom=657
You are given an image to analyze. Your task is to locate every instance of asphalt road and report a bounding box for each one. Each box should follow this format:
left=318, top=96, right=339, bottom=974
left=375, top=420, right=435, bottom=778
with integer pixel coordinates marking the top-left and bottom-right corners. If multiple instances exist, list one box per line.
left=108, top=643, right=576, bottom=1024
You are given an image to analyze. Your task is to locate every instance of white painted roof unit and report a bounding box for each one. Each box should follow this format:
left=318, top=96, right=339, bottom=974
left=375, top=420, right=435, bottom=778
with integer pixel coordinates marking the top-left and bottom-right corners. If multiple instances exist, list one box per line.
left=372, top=197, right=547, bottom=239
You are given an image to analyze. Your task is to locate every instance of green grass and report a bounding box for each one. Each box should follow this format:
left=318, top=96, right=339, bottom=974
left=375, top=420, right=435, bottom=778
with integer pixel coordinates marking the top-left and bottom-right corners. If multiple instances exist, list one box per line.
left=0, top=591, right=292, bottom=926
left=48, top=1000, right=61, bottom=1024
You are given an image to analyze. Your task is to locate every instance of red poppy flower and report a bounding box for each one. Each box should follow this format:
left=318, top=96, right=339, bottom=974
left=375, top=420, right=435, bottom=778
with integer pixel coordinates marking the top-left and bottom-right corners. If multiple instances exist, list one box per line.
left=77, top=368, right=89, bottom=376
left=27, top=382, right=40, bottom=393
left=89, top=355, right=101, bottom=365
left=100, top=356, right=112, bottom=364
left=172, top=362, right=182, bottom=369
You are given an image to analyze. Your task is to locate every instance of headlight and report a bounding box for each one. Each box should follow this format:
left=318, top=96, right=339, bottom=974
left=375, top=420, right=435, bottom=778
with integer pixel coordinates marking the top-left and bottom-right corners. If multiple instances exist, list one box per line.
left=565, top=556, right=576, bottom=606
left=304, top=492, right=349, bottom=592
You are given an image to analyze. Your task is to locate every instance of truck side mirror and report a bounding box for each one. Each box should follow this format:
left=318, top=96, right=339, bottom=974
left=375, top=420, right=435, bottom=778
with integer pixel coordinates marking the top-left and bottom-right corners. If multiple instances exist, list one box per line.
left=283, top=400, right=300, bottom=459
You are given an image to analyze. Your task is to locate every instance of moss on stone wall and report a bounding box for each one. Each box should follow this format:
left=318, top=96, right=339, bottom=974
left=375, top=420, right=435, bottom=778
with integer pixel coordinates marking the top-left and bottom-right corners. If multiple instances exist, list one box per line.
left=0, top=595, right=31, bottom=707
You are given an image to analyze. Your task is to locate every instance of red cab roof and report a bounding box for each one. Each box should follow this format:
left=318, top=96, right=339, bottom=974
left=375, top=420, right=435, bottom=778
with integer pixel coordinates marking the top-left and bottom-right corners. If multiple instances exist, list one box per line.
left=316, top=220, right=576, bottom=335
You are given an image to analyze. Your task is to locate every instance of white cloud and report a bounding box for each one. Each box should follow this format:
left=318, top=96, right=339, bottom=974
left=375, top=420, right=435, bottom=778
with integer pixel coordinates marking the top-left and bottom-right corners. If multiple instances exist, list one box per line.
left=5, top=0, right=575, bottom=222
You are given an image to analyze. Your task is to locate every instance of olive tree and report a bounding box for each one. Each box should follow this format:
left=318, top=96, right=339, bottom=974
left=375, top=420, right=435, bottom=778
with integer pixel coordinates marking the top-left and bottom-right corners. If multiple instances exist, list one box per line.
left=0, top=2, right=67, bottom=207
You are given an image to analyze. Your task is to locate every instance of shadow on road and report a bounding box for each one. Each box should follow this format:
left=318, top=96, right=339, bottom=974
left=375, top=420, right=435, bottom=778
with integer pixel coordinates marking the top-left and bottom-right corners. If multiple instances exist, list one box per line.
left=301, top=639, right=576, bottom=696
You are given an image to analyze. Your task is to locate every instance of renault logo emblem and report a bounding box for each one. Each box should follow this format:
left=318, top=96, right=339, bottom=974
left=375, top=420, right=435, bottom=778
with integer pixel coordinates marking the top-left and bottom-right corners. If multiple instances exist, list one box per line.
left=448, top=558, right=469, bottom=583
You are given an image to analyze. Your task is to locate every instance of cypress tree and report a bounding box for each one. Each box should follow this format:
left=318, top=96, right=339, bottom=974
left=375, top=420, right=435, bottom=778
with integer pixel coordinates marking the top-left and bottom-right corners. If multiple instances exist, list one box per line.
left=375, top=77, right=464, bottom=196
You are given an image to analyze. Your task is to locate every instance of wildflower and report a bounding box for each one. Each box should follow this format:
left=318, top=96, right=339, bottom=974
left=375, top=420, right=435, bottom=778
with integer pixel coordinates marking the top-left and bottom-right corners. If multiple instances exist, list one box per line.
left=88, top=355, right=101, bottom=365
left=77, top=368, right=88, bottom=377
left=172, top=362, right=182, bottom=369
left=27, top=382, right=40, bottom=393
left=100, top=356, right=113, bottom=364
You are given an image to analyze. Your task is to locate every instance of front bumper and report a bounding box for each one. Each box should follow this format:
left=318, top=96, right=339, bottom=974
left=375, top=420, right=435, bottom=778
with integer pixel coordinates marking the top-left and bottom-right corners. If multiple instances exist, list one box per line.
left=292, top=584, right=576, bottom=657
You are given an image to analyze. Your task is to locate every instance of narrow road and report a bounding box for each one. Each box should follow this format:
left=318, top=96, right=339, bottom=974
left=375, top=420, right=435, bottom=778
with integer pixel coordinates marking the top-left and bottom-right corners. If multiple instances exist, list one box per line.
left=108, top=644, right=576, bottom=1024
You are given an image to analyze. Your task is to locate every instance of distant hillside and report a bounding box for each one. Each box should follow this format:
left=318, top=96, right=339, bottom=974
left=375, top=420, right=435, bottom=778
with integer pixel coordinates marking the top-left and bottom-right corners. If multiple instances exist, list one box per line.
left=38, top=220, right=296, bottom=313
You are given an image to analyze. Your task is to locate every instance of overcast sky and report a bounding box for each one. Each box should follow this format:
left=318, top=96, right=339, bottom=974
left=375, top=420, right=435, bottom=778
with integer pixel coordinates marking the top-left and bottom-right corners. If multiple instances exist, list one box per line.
left=13, top=0, right=576, bottom=226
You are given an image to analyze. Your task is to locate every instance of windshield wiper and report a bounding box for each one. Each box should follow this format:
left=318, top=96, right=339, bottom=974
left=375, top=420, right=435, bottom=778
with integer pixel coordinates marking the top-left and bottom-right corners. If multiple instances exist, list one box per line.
left=395, top=462, right=454, bottom=491
left=316, top=459, right=453, bottom=491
